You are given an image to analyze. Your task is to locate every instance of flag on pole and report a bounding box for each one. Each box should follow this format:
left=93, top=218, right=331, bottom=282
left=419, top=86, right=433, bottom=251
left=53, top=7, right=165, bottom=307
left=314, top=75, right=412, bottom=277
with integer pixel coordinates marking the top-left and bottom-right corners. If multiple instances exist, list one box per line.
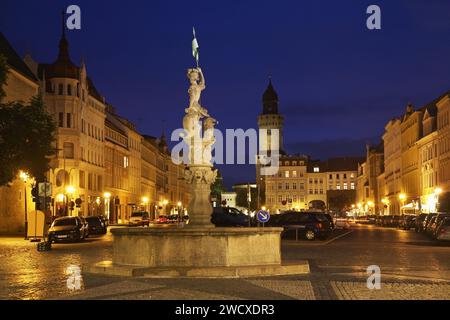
left=192, top=27, right=199, bottom=66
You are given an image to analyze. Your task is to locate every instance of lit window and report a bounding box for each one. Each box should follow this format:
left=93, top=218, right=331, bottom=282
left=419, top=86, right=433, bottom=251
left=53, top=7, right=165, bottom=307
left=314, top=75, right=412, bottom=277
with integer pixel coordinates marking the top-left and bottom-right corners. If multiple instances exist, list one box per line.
left=123, top=156, right=129, bottom=168
left=350, top=182, right=355, bottom=190
left=292, top=171, right=297, bottom=177
left=285, top=171, right=290, bottom=178
left=336, top=185, right=341, bottom=190
left=313, top=167, right=319, bottom=172
left=343, top=183, right=348, bottom=190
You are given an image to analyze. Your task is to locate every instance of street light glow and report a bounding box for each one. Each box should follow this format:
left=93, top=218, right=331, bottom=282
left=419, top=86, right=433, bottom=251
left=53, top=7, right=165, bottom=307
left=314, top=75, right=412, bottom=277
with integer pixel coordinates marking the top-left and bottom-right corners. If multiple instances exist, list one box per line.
left=142, top=196, right=149, bottom=204
left=434, top=187, right=442, bottom=195
left=399, top=193, right=406, bottom=200
left=19, top=170, right=29, bottom=182
left=65, top=185, right=75, bottom=195
left=104, top=192, right=111, bottom=199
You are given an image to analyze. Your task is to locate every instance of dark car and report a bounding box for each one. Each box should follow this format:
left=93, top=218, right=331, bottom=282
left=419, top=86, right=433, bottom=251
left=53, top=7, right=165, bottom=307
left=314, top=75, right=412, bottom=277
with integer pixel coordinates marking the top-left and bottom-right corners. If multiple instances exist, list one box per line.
left=399, top=215, right=416, bottom=230
left=415, top=213, right=428, bottom=232
left=423, top=213, right=438, bottom=233
left=381, top=215, right=394, bottom=227
left=266, top=211, right=332, bottom=240
left=367, top=215, right=377, bottom=225
left=48, top=216, right=87, bottom=243
left=322, top=213, right=335, bottom=229
left=79, top=217, right=89, bottom=238
left=425, top=216, right=438, bottom=236
left=430, top=213, right=450, bottom=238
left=211, top=207, right=249, bottom=227
left=85, top=216, right=107, bottom=235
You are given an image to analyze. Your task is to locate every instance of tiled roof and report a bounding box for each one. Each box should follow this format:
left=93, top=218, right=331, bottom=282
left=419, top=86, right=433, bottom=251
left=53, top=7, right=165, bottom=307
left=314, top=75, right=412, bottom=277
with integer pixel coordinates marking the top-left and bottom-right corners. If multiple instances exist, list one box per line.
left=0, top=32, right=38, bottom=82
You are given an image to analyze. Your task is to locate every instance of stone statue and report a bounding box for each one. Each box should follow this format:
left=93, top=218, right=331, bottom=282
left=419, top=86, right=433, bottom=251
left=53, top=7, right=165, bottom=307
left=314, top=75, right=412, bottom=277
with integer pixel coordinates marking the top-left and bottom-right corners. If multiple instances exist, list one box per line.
left=186, top=67, right=209, bottom=117
left=182, top=66, right=217, bottom=227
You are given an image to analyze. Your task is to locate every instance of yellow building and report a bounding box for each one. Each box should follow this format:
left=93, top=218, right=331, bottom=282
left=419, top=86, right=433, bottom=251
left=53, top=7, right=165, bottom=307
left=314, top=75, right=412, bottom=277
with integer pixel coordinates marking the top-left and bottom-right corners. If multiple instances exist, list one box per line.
left=382, top=118, right=402, bottom=214
left=400, top=103, right=422, bottom=212
left=0, top=32, right=40, bottom=233
left=436, top=92, right=450, bottom=211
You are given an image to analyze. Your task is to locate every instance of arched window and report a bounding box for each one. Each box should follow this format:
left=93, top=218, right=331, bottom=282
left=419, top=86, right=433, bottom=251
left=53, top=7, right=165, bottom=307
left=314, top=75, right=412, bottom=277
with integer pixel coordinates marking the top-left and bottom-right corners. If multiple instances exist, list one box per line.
left=67, top=84, right=72, bottom=96
left=58, top=83, right=64, bottom=95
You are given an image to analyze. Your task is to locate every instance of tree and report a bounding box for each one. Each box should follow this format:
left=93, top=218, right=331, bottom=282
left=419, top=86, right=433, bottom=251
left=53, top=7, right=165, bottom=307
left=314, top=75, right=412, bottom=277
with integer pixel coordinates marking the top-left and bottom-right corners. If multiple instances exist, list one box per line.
left=0, top=56, right=56, bottom=186
left=211, top=170, right=226, bottom=202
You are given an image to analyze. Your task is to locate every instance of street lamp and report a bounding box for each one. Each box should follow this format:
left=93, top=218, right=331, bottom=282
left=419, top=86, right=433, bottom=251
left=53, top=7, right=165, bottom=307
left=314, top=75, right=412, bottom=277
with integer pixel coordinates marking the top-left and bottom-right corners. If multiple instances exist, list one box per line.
left=142, top=196, right=149, bottom=213
left=19, top=170, right=29, bottom=239
left=399, top=193, right=406, bottom=215
left=65, top=185, right=75, bottom=216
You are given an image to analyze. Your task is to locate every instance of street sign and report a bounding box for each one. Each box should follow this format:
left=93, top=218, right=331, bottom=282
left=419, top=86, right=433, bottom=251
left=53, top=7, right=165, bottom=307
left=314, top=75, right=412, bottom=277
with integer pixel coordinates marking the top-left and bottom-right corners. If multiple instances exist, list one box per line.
left=38, top=182, right=52, bottom=197
left=257, top=210, right=270, bottom=223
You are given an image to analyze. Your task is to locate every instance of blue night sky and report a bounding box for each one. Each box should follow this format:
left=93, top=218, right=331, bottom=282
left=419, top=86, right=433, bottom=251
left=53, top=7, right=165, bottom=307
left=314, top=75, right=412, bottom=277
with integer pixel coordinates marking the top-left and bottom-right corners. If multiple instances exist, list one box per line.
left=1, top=0, right=450, bottom=189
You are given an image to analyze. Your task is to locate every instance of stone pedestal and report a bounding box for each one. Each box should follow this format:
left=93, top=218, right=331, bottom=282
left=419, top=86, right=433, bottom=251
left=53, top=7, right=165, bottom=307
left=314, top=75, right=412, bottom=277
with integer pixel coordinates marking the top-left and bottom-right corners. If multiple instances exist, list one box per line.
left=85, top=226, right=310, bottom=278
left=112, top=227, right=281, bottom=267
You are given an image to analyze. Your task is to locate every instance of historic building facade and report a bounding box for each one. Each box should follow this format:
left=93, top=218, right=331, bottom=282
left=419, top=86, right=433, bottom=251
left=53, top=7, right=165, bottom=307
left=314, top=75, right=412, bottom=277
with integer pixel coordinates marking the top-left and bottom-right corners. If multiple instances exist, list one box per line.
left=0, top=28, right=190, bottom=231
left=255, top=80, right=361, bottom=213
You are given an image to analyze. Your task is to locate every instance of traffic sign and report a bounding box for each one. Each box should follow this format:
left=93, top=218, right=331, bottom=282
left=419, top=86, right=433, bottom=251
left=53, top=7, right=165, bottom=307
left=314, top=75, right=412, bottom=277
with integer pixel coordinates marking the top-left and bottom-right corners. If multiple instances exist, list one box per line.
left=257, top=210, right=270, bottom=223
left=38, top=182, right=52, bottom=197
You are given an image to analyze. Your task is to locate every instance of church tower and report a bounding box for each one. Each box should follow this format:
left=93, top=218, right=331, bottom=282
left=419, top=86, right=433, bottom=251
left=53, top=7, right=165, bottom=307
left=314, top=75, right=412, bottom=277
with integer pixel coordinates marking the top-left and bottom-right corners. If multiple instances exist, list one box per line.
left=256, top=78, right=284, bottom=209
left=257, top=78, right=284, bottom=154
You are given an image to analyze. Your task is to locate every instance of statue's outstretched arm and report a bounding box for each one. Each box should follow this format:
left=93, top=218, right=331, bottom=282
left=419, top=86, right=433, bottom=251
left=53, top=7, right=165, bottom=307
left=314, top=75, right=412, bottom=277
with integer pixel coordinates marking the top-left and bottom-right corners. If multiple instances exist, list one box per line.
left=198, top=68, right=205, bottom=87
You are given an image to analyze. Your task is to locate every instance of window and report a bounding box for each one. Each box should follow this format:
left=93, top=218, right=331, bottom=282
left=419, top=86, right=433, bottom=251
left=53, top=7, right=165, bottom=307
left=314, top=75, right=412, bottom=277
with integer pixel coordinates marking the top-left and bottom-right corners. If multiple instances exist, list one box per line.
left=343, top=183, right=348, bottom=190
left=293, top=183, right=297, bottom=190
left=336, top=184, right=341, bottom=190
left=292, top=170, right=297, bottom=178
left=58, top=83, right=63, bottom=95
left=285, top=183, right=289, bottom=190
left=66, top=113, right=71, bottom=128
left=344, top=173, right=347, bottom=179
left=313, top=167, right=319, bottom=172
left=67, top=84, right=72, bottom=96
left=63, top=142, right=74, bottom=159
left=329, top=174, right=332, bottom=179
left=58, top=112, right=64, bottom=127
left=336, top=174, right=340, bottom=179
left=123, top=156, right=129, bottom=168
left=284, top=171, right=289, bottom=178
left=278, top=183, right=282, bottom=190
left=79, top=170, right=85, bottom=188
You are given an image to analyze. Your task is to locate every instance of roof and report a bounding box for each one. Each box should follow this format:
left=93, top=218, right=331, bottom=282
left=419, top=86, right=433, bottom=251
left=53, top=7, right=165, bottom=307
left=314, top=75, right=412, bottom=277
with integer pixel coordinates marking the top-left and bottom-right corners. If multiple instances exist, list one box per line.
left=0, top=32, right=38, bottom=82
left=306, top=157, right=364, bottom=172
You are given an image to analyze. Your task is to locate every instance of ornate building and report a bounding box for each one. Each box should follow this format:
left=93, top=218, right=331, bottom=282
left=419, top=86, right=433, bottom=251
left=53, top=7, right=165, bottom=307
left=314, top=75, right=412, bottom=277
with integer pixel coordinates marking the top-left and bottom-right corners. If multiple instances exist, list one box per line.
left=0, top=24, right=190, bottom=231
left=255, top=79, right=362, bottom=213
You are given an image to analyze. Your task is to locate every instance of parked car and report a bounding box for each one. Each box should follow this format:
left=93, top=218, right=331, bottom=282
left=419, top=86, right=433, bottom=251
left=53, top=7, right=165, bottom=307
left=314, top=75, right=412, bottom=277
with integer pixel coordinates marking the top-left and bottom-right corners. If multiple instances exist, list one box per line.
left=168, top=214, right=181, bottom=223
left=423, top=213, right=438, bottom=233
left=266, top=211, right=332, bottom=240
left=431, top=213, right=450, bottom=238
left=425, top=216, right=438, bottom=236
left=334, top=218, right=351, bottom=229
left=435, top=217, right=450, bottom=241
left=48, top=216, right=87, bottom=243
left=381, top=215, right=394, bottom=227
left=322, top=213, right=335, bottom=229
left=367, top=215, right=377, bottom=224
left=85, top=216, right=107, bottom=235
left=79, top=217, right=89, bottom=238
left=129, top=211, right=150, bottom=226
left=415, top=213, right=428, bottom=232
left=211, top=207, right=249, bottom=227
left=399, top=215, right=416, bottom=230
left=155, top=215, right=169, bottom=224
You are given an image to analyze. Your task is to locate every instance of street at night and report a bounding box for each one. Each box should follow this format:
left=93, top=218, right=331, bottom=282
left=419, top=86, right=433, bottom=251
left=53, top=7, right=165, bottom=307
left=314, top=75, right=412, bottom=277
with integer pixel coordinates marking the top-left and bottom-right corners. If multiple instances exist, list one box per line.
left=1, top=224, right=449, bottom=300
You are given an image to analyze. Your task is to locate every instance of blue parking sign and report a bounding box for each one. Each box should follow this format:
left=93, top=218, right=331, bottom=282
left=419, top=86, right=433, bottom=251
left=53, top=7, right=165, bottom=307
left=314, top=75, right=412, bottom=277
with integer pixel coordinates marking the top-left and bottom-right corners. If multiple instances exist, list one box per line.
left=257, top=210, right=270, bottom=223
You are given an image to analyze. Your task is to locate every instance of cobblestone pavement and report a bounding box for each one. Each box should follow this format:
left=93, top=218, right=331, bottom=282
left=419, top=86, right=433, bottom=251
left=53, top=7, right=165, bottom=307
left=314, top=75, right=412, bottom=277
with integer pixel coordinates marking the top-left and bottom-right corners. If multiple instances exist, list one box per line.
left=1, top=225, right=449, bottom=300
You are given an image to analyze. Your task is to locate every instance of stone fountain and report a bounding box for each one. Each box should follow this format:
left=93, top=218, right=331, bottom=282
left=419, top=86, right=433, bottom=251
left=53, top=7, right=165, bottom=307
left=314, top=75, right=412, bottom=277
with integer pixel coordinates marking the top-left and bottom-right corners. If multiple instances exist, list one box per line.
left=86, top=66, right=309, bottom=278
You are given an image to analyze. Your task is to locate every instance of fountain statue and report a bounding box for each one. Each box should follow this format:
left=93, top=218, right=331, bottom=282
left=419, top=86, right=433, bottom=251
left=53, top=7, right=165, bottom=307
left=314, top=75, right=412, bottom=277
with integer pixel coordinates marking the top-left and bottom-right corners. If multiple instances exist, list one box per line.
left=182, top=67, right=217, bottom=227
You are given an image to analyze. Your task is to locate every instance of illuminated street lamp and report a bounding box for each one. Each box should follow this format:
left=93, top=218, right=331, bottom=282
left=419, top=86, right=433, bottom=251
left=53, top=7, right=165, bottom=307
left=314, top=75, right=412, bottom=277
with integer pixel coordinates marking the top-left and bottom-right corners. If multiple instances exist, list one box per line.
left=399, top=193, right=406, bottom=214
left=142, top=196, right=149, bottom=213
left=65, top=186, right=75, bottom=216
left=19, top=170, right=29, bottom=239
left=104, top=192, right=111, bottom=199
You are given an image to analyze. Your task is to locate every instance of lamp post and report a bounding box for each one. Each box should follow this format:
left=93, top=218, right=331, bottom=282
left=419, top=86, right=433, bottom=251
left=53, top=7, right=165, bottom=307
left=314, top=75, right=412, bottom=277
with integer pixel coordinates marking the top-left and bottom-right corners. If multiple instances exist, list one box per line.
left=104, top=192, right=111, bottom=221
left=399, top=193, right=406, bottom=215
left=162, top=199, right=169, bottom=215
left=142, top=196, right=149, bottom=213
left=19, top=171, right=29, bottom=240
left=434, top=187, right=442, bottom=212
left=65, top=185, right=75, bottom=216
